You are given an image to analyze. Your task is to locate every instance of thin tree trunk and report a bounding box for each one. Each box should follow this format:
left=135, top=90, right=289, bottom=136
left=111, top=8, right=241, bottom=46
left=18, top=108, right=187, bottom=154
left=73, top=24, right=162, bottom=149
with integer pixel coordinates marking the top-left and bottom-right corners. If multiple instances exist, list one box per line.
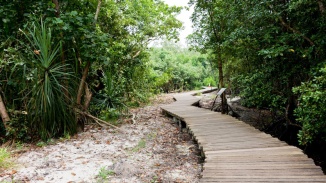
left=318, top=0, right=325, bottom=14
left=52, top=0, right=60, bottom=17
left=286, top=95, right=296, bottom=127
left=217, top=46, right=223, bottom=88
left=217, top=45, right=228, bottom=114
left=76, top=61, right=91, bottom=105
left=83, top=84, right=93, bottom=110
left=94, top=0, right=102, bottom=24
left=76, top=61, right=90, bottom=132
left=207, top=4, right=228, bottom=114
left=0, top=94, right=10, bottom=129
left=76, top=0, right=102, bottom=106
left=285, top=78, right=297, bottom=128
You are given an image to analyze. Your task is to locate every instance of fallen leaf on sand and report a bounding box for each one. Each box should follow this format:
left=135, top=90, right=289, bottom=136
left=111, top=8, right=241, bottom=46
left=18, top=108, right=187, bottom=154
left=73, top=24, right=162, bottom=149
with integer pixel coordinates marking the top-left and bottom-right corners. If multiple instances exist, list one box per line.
left=10, top=170, right=17, bottom=175
left=0, top=94, right=201, bottom=183
left=36, top=177, right=44, bottom=180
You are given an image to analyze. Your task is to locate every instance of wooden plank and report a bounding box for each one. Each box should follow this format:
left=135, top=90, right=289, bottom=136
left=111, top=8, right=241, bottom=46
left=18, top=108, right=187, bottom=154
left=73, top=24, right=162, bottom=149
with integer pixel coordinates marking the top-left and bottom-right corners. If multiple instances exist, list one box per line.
left=192, top=131, right=271, bottom=138
left=204, top=146, right=301, bottom=154
left=200, top=175, right=326, bottom=179
left=161, top=89, right=325, bottom=182
left=203, top=164, right=319, bottom=169
left=200, top=178, right=326, bottom=183
left=202, top=171, right=323, bottom=176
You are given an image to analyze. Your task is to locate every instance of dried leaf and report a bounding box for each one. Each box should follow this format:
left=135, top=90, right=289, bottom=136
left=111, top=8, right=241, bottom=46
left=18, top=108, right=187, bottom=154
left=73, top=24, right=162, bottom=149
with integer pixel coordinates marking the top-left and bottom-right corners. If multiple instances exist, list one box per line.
left=10, top=170, right=17, bottom=175
left=36, top=177, right=44, bottom=180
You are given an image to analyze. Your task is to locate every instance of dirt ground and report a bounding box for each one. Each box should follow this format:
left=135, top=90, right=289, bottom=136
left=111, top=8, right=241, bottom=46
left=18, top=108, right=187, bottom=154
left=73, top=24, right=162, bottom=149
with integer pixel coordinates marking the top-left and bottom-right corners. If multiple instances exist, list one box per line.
left=0, top=94, right=202, bottom=183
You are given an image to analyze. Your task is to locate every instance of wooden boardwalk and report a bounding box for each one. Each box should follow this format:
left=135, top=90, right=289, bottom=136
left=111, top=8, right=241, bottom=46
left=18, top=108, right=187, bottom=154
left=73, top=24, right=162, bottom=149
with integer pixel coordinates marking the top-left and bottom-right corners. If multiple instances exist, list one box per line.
left=161, top=89, right=325, bottom=182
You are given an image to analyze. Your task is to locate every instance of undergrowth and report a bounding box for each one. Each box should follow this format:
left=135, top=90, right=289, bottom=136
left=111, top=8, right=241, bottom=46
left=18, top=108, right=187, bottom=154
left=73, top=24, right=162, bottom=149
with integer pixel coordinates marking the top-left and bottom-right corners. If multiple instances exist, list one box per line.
left=0, top=148, right=13, bottom=169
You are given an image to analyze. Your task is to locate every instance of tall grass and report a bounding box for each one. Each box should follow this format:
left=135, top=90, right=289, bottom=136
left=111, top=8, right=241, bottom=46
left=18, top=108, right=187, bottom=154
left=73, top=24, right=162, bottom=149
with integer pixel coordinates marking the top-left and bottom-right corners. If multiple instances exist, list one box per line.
left=0, top=148, right=12, bottom=169
left=22, top=20, right=77, bottom=140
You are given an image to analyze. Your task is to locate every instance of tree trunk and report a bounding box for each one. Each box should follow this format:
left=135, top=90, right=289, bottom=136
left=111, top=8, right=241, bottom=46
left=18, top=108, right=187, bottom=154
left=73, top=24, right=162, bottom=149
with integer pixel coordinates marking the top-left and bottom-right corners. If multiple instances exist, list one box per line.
left=94, top=0, right=102, bottom=24
left=76, top=0, right=102, bottom=106
left=0, top=94, right=10, bottom=129
left=76, top=61, right=90, bottom=132
left=207, top=3, right=228, bottom=114
left=83, top=84, right=93, bottom=110
left=285, top=78, right=297, bottom=128
left=52, top=0, right=60, bottom=17
left=217, top=45, right=228, bottom=114
left=285, top=93, right=298, bottom=134
left=318, top=0, right=325, bottom=14
left=76, top=61, right=91, bottom=106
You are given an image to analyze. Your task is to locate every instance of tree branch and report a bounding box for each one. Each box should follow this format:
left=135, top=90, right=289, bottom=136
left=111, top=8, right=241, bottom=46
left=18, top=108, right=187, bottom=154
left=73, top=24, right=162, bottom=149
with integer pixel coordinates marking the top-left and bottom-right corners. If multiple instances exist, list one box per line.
left=76, top=109, right=122, bottom=131
left=132, top=50, right=141, bottom=59
left=278, top=17, right=315, bottom=46
left=94, top=0, right=102, bottom=24
left=131, top=113, right=137, bottom=124
left=207, top=9, right=220, bottom=44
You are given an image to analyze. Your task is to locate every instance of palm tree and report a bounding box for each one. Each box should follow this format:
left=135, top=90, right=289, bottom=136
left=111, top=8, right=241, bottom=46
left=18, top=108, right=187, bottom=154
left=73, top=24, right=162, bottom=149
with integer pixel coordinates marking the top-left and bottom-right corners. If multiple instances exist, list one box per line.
left=22, top=20, right=77, bottom=140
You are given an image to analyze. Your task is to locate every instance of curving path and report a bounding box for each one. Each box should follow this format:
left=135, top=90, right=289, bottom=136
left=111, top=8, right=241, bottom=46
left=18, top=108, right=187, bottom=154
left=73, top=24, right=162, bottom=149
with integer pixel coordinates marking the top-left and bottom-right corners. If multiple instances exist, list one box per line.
left=161, top=89, right=325, bottom=182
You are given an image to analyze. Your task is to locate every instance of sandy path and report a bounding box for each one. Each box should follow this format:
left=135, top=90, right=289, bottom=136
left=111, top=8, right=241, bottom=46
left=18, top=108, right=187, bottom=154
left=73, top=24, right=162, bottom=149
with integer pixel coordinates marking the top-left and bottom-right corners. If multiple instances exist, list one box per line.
left=0, top=94, right=201, bottom=183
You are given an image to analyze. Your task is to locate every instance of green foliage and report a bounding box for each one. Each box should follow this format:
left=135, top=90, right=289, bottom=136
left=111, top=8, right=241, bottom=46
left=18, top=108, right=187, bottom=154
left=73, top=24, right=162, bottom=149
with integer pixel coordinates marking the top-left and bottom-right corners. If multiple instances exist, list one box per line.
left=0, top=0, right=182, bottom=142
left=147, top=132, right=157, bottom=140
left=150, top=175, right=159, bottom=183
left=94, top=70, right=126, bottom=109
left=293, top=65, right=326, bottom=145
left=153, top=71, right=173, bottom=93
left=0, top=148, right=13, bottom=169
left=21, top=20, right=77, bottom=140
left=203, top=76, right=217, bottom=87
left=3, top=113, right=30, bottom=142
left=234, top=72, right=286, bottom=109
left=36, top=141, right=47, bottom=147
left=189, top=0, right=326, bottom=144
left=90, top=69, right=127, bottom=122
left=148, top=42, right=212, bottom=93
left=97, top=167, right=115, bottom=183
left=132, top=138, right=146, bottom=152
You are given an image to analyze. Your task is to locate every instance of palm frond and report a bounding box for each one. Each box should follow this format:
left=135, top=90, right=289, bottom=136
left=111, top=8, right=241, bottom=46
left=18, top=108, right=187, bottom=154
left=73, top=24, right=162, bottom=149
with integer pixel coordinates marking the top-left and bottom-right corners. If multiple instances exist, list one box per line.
left=22, top=20, right=77, bottom=140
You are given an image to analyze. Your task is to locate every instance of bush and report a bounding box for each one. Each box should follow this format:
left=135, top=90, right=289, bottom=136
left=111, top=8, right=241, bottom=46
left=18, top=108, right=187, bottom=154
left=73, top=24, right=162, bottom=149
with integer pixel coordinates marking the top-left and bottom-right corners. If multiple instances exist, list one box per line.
left=203, top=76, right=217, bottom=87
left=293, top=65, right=326, bottom=145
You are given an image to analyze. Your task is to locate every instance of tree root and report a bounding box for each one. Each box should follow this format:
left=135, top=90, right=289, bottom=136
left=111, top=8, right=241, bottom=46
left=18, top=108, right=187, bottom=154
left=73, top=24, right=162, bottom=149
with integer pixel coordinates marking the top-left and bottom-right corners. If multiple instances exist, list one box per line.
left=76, top=109, right=122, bottom=132
left=131, top=113, right=137, bottom=124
